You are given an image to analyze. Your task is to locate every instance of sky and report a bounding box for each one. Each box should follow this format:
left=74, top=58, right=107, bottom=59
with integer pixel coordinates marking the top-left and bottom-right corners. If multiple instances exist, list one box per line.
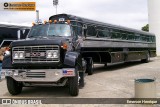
left=0, top=0, right=148, bottom=30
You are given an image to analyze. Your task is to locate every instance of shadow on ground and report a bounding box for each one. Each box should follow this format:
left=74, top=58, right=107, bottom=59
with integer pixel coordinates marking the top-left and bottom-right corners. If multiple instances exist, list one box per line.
left=93, top=60, right=154, bottom=74
left=4, top=86, right=74, bottom=98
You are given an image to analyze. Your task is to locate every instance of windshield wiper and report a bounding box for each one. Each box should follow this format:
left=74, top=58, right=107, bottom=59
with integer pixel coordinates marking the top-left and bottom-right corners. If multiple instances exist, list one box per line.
left=50, top=35, right=63, bottom=37
left=28, top=36, right=48, bottom=38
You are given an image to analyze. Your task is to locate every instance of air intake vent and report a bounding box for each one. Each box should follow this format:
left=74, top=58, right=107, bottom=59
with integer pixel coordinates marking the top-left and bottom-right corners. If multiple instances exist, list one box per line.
left=26, top=72, right=45, bottom=78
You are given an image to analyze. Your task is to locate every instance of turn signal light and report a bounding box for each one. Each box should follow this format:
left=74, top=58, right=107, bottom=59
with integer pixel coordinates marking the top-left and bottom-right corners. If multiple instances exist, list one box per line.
left=32, top=22, right=35, bottom=26
left=61, top=43, right=68, bottom=50
left=44, top=20, right=47, bottom=24
left=54, top=20, right=57, bottom=24
left=49, top=20, right=53, bottom=23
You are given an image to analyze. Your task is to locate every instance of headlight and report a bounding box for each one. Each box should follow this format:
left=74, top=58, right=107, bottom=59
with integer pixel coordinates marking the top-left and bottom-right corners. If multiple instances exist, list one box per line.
left=13, top=51, right=25, bottom=59
left=46, top=50, right=59, bottom=58
left=19, top=52, right=24, bottom=58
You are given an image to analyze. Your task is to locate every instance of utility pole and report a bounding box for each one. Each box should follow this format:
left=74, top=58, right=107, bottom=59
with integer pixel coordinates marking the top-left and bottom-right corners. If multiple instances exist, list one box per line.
left=36, top=10, right=39, bottom=23
left=53, top=0, right=58, bottom=15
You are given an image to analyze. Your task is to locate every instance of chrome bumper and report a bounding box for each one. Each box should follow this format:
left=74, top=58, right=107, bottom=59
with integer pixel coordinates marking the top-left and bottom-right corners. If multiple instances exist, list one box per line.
left=1, top=69, right=75, bottom=82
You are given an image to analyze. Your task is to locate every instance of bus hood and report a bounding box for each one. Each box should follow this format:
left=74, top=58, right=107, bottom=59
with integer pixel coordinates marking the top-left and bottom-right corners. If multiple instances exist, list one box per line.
left=10, top=37, right=68, bottom=47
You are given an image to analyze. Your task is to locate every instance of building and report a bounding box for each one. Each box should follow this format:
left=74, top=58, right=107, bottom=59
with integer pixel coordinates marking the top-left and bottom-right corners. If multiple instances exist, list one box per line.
left=148, top=0, right=160, bottom=56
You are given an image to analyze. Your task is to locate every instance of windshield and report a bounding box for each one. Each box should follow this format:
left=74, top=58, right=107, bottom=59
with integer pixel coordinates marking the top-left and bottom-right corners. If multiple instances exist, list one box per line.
left=28, top=24, right=71, bottom=37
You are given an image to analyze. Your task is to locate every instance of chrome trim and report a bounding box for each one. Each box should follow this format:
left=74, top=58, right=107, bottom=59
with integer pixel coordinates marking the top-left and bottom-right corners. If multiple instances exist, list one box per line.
left=3, top=69, right=75, bottom=82
left=12, top=45, right=60, bottom=63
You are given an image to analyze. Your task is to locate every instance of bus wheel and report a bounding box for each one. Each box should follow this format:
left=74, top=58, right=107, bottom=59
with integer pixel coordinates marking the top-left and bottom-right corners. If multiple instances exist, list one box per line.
left=68, top=66, right=79, bottom=96
left=86, top=58, right=94, bottom=75
left=6, top=77, right=22, bottom=95
left=79, top=72, right=84, bottom=87
left=141, top=52, right=150, bottom=63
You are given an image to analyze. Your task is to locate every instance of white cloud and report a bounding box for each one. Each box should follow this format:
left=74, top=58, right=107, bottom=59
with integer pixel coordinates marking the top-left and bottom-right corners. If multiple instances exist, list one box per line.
left=0, top=0, right=148, bottom=29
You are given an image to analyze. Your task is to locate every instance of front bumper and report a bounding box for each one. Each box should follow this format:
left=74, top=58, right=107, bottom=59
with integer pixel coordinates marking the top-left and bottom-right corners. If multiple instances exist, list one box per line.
left=1, top=68, right=75, bottom=82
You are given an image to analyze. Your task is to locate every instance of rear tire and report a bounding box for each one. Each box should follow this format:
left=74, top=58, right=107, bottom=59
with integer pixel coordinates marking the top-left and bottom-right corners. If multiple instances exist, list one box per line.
left=6, top=77, right=22, bottom=95
left=86, top=58, right=94, bottom=75
left=141, top=52, right=150, bottom=63
left=68, top=66, right=79, bottom=96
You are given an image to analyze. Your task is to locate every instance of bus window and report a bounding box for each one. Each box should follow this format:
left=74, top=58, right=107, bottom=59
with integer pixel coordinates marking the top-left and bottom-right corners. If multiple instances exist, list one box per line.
left=141, top=35, right=147, bottom=42
left=97, top=26, right=104, bottom=30
left=72, top=26, right=77, bottom=36
left=151, top=36, right=156, bottom=42
left=128, top=34, right=135, bottom=40
left=98, top=28, right=110, bottom=38
left=111, top=31, right=116, bottom=39
left=87, top=25, right=97, bottom=37
left=135, top=36, right=140, bottom=41
left=111, top=32, right=120, bottom=39
left=77, top=23, right=82, bottom=36
left=98, top=30, right=105, bottom=37
left=105, top=28, right=110, bottom=37
left=116, top=32, right=121, bottom=39
left=135, top=34, right=140, bottom=41
left=146, top=36, right=150, bottom=42
left=71, top=21, right=77, bottom=26
left=122, top=33, right=127, bottom=40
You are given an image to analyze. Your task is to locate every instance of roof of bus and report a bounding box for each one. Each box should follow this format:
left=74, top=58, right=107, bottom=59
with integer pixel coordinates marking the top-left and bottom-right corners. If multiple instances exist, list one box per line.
left=49, top=14, right=155, bottom=36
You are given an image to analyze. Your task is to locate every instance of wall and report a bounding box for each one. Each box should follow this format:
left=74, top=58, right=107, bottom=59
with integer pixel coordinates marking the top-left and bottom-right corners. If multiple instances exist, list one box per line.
left=148, top=0, right=160, bottom=56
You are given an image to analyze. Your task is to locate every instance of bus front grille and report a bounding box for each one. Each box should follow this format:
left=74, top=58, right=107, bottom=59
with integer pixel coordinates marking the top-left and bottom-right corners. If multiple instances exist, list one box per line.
left=12, top=45, right=60, bottom=63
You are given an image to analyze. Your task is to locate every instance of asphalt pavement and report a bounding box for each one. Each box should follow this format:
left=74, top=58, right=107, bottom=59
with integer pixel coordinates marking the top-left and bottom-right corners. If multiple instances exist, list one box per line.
left=0, top=57, right=160, bottom=107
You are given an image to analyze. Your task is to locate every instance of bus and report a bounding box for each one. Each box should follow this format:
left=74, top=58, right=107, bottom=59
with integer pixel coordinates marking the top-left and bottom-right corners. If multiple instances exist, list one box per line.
left=0, top=23, right=30, bottom=47
left=0, top=23, right=30, bottom=61
left=50, top=14, right=156, bottom=73
left=2, top=14, right=156, bottom=96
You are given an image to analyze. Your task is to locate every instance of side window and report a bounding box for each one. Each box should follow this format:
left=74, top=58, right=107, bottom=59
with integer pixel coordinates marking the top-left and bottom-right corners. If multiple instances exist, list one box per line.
left=128, top=33, right=135, bottom=40
left=71, top=22, right=83, bottom=36
left=111, top=30, right=121, bottom=39
left=122, top=33, right=127, bottom=40
left=116, top=32, right=121, bottom=39
left=135, top=34, right=140, bottom=41
left=98, top=28, right=110, bottom=38
left=77, top=23, right=82, bottom=36
left=104, top=28, right=110, bottom=37
left=98, top=27, right=110, bottom=37
left=146, top=36, right=150, bottom=42
left=72, top=26, right=77, bottom=36
left=151, top=36, right=156, bottom=42
left=98, top=30, right=105, bottom=37
left=111, top=30, right=116, bottom=39
left=87, top=25, right=97, bottom=37
left=140, top=35, right=147, bottom=42
left=71, top=21, right=77, bottom=26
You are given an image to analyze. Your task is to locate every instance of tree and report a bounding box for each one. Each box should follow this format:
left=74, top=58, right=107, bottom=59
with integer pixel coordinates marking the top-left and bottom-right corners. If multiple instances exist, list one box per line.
left=142, top=24, right=149, bottom=32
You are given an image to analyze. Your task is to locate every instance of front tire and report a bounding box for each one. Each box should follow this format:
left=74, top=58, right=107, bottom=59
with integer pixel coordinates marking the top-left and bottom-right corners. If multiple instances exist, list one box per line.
left=79, top=72, right=84, bottom=87
left=68, top=66, right=79, bottom=96
left=6, top=77, right=22, bottom=95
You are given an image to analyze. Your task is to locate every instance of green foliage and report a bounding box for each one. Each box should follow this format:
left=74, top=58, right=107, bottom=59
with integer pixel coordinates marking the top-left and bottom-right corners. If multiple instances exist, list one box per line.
left=142, top=24, right=149, bottom=32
